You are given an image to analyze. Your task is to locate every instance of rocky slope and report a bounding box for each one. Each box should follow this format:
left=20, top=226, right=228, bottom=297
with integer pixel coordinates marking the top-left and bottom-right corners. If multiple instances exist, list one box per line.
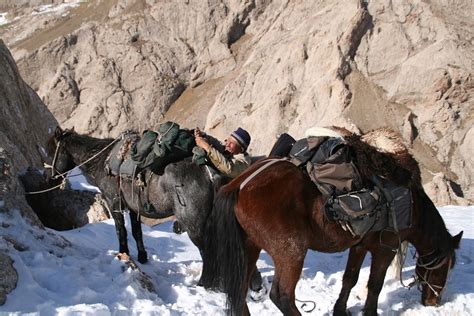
left=0, top=39, right=53, bottom=305
left=1, top=0, right=472, bottom=205
left=0, top=39, right=110, bottom=304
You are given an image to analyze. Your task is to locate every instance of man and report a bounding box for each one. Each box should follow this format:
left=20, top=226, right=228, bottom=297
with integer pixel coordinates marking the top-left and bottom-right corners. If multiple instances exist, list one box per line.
left=193, top=126, right=264, bottom=298
left=194, top=127, right=251, bottom=178
left=172, top=127, right=251, bottom=234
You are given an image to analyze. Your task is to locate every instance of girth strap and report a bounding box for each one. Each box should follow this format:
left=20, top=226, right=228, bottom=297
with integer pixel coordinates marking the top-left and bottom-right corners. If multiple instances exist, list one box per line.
left=240, top=158, right=289, bottom=190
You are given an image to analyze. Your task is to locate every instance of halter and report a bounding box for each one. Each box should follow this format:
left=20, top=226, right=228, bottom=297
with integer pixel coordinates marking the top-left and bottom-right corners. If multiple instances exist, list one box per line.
left=414, top=251, right=452, bottom=299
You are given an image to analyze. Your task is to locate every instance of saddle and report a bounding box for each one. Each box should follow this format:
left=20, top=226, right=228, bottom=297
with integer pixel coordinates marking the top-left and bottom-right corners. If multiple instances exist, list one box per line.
left=283, top=134, right=412, bottom=238
left=105, top=122, right=196, bottom=177
left=104, top=125, right=221, bottom=218
left=105, top=131, right=140, bottom=177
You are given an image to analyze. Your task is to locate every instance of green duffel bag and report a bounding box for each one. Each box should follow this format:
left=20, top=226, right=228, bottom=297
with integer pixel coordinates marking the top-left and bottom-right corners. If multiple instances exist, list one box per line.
left=153, top=121, right=180, bottom=158
left=131, top=130, right=158, bottom=166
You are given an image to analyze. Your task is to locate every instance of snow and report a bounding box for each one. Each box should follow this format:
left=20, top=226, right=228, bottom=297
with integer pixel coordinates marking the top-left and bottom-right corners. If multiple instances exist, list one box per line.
left=67, top=167, right=101, bottom=192
left=0, top=12, right=7, bottom=26
left=1, top=201, right=472, bottom=315
left=31, top=1, right=82, bottom=16
left=1, top=170, right=473, bottom=315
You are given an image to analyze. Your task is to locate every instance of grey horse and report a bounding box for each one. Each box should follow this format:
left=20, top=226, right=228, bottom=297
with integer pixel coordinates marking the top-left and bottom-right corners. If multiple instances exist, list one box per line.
left=47, top=126, right=263, bottom=291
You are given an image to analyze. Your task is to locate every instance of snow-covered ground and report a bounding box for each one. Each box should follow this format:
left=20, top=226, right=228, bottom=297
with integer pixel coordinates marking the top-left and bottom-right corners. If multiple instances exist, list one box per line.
left=1, top=203, right=472, bottom=315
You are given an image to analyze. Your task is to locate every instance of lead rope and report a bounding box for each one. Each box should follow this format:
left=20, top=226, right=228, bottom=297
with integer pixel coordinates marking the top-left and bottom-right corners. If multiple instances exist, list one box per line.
left=26, top=134, right=123, bottom=195
left=393, top=237, right=417, bottom=289
left=295, top=298, right=316, bottom=313
left=24, top=178, right=67, bottom=195
left=50, top=135, right=122, bottom=180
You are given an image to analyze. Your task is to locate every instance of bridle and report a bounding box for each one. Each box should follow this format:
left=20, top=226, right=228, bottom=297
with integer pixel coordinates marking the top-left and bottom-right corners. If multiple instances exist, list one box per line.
left=26, top=133, right=122, bottom=195
left=414, top=251, right=452, bottom=299
left=48, top=134, right=121, bottom=180
left=49, top=139, right=64, bottom=180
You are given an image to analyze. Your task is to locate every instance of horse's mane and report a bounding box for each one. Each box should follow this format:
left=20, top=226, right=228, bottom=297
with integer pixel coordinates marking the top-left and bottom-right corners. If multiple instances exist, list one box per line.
left=346, top=128, right=456, bottom=258
left=64, top=131, right=114, bottom=150
left=418, top=188, right=457, bottom=262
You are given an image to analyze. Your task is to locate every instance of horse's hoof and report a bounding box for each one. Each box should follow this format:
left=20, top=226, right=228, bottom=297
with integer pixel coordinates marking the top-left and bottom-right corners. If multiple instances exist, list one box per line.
left=138, top=251, right=148, bottom=264
left=333, top=308, right=351, bottom=316
left=249, top=286, right=267, bottom=302
left=173, top=221, right=185, bottom=234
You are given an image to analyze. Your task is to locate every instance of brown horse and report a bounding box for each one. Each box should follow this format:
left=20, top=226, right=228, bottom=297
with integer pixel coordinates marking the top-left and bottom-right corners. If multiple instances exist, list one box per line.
left=201, top=130, right=463, bottom=315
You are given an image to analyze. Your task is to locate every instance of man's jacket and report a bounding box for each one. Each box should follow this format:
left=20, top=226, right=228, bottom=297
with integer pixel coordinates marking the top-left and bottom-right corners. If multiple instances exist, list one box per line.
left=207, top=146, right=251, bottom=178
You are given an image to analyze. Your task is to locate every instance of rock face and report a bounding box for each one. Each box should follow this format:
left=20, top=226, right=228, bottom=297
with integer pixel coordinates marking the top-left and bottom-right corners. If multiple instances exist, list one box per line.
left=0, top=39, right=54, bottom=304
left=0, top=40, right=108, bottom=304
left=0, top=252, right=17, bottom=306
left=1, top=0, right=472, bottom=205
left=0, top=40, right=56, bottom=174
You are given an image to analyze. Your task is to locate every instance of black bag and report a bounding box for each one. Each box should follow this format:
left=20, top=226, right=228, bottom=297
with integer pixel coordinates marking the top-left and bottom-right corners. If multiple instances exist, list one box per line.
left=289, top=136, right=327, bottom=166
left=269, top=133, right=296, bottom=157
left=326, top=188, right=381, bottom=219
left=307, top=138, right=363, bottom=195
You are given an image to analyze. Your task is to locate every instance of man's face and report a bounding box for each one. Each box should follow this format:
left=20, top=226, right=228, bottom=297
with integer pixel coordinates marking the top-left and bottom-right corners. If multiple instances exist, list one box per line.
left=225, top=136, right=243, bottom=155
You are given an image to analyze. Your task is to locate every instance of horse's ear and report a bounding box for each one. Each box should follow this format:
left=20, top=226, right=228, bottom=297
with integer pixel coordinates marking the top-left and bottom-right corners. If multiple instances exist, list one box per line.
left=452, top=231, right=463, bottom=249
left=54, top=126, right=63, bottom=138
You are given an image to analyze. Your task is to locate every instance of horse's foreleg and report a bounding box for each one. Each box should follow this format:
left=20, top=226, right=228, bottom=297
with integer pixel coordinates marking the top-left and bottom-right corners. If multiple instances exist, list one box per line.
left=111, top=210, right=129, bottom=255
left=270, top=255, right=304, bottom=316
left=363, top=249, right=396, bottom=316
left=129, top=211, right=148, bottom=264
left=334, top=245, right=367, bottom=316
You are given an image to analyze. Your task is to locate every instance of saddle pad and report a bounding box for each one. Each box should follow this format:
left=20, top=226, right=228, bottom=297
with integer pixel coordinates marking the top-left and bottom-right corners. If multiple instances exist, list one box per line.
left=119, top=158, right=138, bottom=176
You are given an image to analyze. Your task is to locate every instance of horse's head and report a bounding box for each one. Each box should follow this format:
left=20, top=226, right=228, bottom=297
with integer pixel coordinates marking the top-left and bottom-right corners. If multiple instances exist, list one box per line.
left=46, top=126, right=77, bottom=180
left=416, top=231, right=463, bottom=306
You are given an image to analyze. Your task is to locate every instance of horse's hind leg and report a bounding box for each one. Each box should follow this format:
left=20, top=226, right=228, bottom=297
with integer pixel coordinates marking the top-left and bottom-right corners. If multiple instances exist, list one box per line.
left=334, top=245, right=368, bottom=316
left=250, top=267, right=263, bottom=292
left=129, top=211, right=148, bottom=264
left=363, top=249, right=396, bottom=316
left=239, top=245, right=261, bottom=315
left=269, top=255, right=304, bottom=316
left=245, top=244, right=265, bottom=302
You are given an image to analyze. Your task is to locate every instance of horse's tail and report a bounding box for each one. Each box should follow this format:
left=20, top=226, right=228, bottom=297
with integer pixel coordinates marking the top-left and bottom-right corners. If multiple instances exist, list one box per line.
left=201, top=187, right=247, bottom=315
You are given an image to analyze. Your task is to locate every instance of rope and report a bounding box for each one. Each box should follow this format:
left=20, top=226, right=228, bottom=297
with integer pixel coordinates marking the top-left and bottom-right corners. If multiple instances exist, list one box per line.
left=156, top=121, right=175, bottom=143
left=51, top=135, right=122, bottom=180
left=26, top=133, right=124, bottom=195
left=395, top=241, right=416, bottom=289
left=295, top=298, right=316, bottom=313
left=204, top=165, right=214, bottom=184
left=24, top=178, right=67, bottom=195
